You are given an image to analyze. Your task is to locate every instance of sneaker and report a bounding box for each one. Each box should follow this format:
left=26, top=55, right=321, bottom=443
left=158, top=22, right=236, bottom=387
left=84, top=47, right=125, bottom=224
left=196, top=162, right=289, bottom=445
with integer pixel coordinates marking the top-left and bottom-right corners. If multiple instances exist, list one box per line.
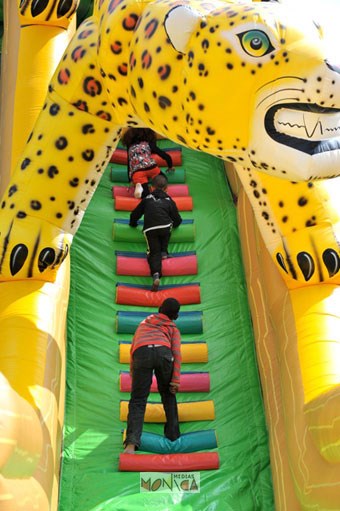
left=161, top=252, right=168, bottom=260
left=151, top=272, right=160, bottom=292
left=134, top=183, right=143, bottom=199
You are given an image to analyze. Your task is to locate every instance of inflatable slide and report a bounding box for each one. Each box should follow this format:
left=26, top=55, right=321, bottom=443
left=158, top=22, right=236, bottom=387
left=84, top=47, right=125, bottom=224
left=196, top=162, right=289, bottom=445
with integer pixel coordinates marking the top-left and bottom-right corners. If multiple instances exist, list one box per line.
left=58, top=140, right=274, bottom=509
left=1, top=1, right=340, bottom=510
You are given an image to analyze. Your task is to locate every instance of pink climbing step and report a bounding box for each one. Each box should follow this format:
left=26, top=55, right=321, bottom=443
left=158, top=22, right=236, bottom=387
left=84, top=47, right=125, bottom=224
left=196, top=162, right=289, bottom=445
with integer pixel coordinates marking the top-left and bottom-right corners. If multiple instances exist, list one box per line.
left=120, top=371, right=210, bottom=393
left=116, top=251, right=198, bottom=276
left=119, top=452, right=220, bottom=472
left=115, top=282, right=201, bottom=307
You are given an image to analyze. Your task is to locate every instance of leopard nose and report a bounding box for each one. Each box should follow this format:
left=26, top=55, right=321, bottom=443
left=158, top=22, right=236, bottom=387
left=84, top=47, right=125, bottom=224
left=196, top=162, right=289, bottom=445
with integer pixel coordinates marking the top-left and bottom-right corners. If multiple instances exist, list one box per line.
left=325, top=59, right=340, bottom=74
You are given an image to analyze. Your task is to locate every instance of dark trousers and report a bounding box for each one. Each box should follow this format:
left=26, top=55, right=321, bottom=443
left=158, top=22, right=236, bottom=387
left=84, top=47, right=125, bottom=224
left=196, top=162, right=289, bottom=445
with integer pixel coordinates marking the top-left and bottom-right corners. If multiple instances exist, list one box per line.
left=125, top=345, right=180, bottom=448
left=144, top=227, right=171, bottom=277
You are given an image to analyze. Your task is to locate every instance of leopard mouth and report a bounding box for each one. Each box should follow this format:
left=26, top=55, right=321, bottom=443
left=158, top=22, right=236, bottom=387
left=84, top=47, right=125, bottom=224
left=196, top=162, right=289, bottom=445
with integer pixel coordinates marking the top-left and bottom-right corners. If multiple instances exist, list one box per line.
left=265, top=103, right=340, bottom=155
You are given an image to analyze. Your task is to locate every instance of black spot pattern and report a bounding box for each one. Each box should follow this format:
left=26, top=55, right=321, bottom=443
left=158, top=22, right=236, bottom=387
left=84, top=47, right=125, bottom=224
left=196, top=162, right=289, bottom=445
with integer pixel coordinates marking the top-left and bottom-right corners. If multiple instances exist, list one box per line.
left=55, top=136, right=68, bottom=149
left=82, top=150, right=95, bottom=161
left=21, top=158, right=31, bottom=170
left=49, top=104, right=60, bottom=116
left=82, top=124, right=95, bottom=134
left=8, top=185, right=18, bottom=197
left=48, top=166, right=59, bottom=178
left=30, top=200, right=42, bottom=210
left=159, top=96, right=171, bottom=109
left=69, top=178, right=80, bottom=187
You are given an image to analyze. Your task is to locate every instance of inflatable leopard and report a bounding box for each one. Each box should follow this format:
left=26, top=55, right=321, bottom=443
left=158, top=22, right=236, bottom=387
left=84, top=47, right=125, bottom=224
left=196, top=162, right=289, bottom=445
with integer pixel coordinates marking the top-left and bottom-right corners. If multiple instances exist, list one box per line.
left=1, top=0, right=340, bottom=285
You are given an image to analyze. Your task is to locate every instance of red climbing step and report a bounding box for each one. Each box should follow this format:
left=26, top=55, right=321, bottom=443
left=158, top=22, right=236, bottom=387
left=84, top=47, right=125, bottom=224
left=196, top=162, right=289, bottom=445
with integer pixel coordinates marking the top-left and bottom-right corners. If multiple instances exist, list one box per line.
left=115, top=283, right=201, bottom=307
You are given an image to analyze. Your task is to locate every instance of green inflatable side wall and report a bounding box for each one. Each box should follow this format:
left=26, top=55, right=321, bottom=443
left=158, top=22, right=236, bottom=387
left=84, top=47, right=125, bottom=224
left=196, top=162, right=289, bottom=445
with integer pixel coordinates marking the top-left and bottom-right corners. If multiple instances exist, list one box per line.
left=59, top=142, right=274, bottom=511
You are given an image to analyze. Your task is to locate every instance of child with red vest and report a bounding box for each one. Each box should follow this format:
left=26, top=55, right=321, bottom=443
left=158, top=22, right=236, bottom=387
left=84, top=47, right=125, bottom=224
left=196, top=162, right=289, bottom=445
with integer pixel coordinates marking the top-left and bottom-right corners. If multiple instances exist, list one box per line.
left=121, top=128, right=175, bottom=198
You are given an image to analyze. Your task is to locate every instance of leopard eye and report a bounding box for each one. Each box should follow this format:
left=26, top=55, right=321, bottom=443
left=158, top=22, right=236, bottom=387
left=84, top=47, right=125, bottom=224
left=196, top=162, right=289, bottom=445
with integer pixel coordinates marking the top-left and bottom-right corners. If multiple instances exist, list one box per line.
left=237, top=30, right=274, bottom=58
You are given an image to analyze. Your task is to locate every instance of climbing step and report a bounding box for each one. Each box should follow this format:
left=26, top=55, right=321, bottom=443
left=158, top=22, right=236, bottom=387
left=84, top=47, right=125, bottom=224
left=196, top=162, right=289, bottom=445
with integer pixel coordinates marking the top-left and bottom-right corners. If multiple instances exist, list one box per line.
left=116, top=251, right=198, bottom=276
left=116, top=311, right=203, bottom=335
left=119, top=341, right=208, bottom=364
left=120, top=400, right=215, bottom=422
left=112, top=218, right=195, bottom=243
left=114, top=195, right=193, bottom=211
left=120, top=371, right=210, bottom=393
left=112, top=184, right=190, bottom=198
left=119, top=451, right=220, bottom=472
left=109, top=163, right=186, bottom=183
left=111, top=147, right=182, bottom=166
left=124, top=429, right=217, bottom=454
left=115, top=282, right=201, bottom=306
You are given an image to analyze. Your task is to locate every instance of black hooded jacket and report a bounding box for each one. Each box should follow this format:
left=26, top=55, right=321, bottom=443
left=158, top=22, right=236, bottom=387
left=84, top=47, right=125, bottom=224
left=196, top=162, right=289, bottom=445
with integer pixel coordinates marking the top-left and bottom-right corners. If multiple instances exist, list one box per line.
left=129, top=189, right=182, bottom=233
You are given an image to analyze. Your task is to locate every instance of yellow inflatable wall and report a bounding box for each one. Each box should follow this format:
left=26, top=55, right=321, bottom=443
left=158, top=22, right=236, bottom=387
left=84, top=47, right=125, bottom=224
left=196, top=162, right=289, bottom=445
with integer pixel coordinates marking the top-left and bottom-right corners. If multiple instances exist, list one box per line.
left=0, top=1, right=77, bottom=509
left=228, top=162, right=340, bottom=510
left=1, top=1, right=340, bottom=510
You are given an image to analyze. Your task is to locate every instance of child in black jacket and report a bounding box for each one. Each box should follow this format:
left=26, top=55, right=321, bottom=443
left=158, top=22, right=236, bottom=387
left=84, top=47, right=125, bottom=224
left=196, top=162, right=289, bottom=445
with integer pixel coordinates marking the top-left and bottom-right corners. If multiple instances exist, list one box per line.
left=129, top=174, right=182, bottom=291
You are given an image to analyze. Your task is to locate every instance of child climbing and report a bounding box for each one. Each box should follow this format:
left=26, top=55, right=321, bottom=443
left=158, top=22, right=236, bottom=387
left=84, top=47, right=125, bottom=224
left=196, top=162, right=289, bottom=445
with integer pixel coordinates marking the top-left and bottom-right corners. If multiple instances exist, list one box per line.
left=129, top=174, right=182, bottom=291
left=123, top=298, right=181, bottom=454
left=121, top=128, right=175, bottom=199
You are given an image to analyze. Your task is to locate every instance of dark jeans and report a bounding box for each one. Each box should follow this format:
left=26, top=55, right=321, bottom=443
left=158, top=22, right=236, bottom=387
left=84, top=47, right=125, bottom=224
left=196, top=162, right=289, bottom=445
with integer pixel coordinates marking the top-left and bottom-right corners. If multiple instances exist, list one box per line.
left=125, top=345, right=180, bottom=448
left=144, top=227, right=171, bottom=277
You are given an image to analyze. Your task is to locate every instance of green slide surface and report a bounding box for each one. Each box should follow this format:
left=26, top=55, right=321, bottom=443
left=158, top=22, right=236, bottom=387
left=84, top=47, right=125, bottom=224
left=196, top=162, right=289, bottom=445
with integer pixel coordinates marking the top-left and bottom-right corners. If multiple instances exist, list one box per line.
left=59, top=141, right=274, bottom=511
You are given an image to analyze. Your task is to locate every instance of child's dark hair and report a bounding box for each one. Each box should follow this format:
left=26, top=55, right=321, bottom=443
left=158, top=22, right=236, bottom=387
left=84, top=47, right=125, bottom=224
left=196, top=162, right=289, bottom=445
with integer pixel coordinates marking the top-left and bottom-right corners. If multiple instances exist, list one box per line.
left=121, top=127, right=157, bottom=147
left=152, top=174, right=168, bottom=190
left=159, top=298, right=180, bottom=320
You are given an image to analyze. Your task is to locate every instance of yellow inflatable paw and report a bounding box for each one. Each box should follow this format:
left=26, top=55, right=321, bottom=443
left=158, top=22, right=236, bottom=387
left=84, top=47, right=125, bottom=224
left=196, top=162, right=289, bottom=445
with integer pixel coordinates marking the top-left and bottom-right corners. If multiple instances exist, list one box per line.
left=18, top=0, right=79, bottom=29
left=0, top=213, right=71, bottom=281
left=275, top=222, right=340, bottom=286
